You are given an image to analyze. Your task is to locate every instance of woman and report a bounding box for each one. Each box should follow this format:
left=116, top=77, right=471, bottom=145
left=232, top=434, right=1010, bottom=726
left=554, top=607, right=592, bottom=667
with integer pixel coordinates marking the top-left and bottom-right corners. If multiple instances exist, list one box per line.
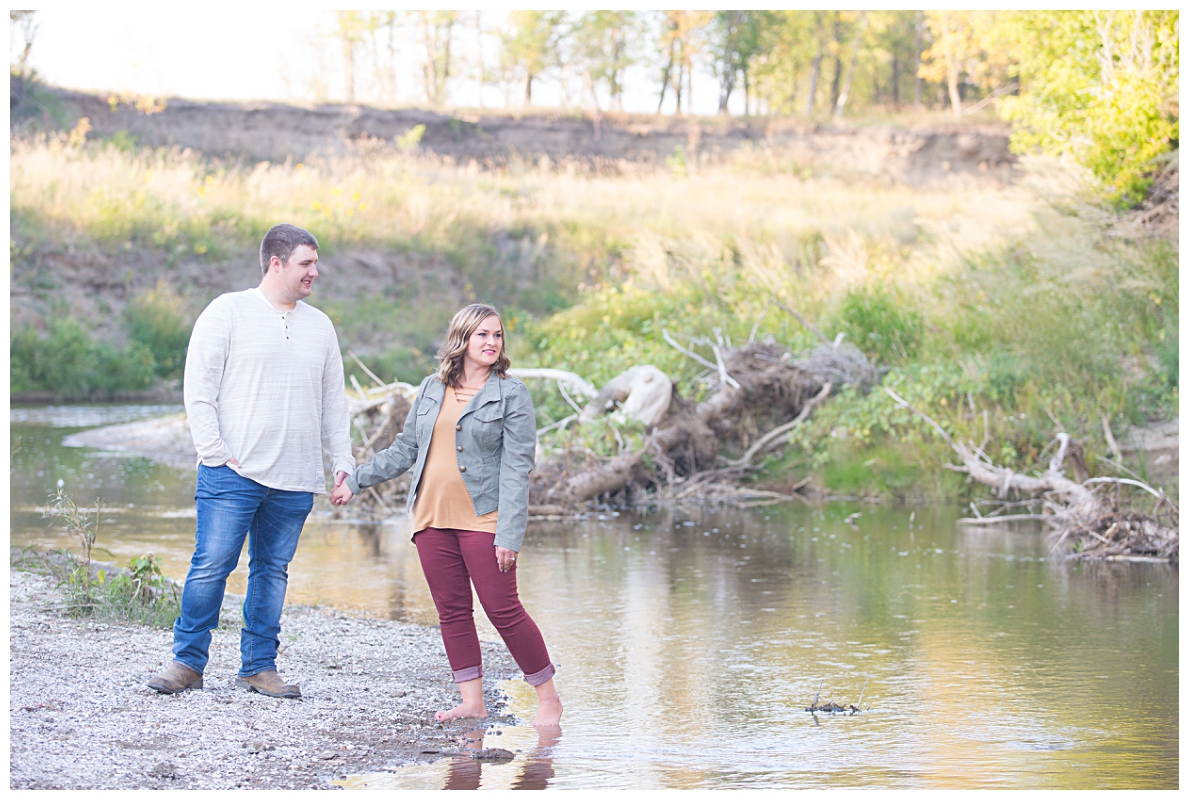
left=331, top=304, right=562, bottom=727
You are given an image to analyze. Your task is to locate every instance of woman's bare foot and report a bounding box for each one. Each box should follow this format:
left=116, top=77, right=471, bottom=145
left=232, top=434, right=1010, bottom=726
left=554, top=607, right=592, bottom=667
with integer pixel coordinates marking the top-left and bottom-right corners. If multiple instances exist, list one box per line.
left=532, top=695, right=563, bottom=727
left=532, top=678, right=563, bottom=727
left=436, top=677, right=486, bottom=721
left=435, top=702, right=487, bottom=722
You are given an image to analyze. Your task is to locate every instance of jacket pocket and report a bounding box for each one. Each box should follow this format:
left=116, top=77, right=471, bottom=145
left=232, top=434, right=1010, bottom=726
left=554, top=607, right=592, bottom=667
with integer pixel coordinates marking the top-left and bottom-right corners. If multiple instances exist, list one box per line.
left=415, top=399, right=438, bottom=439
left=477, top=453, right=502, bottom=508
left=473, top=405, right=504, bottom=450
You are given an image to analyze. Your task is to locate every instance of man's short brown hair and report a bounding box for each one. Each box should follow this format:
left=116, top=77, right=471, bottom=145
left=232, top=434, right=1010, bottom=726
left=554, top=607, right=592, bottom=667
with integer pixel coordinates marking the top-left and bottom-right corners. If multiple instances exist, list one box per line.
left=260, top=224, right=318, bottom=276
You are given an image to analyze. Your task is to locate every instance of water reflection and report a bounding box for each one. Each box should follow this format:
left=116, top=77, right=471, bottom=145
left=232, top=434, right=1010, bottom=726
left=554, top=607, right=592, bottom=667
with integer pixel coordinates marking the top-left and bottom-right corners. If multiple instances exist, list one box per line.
left=332, top=714, right=560, bottom=791
left=9, top=408, right=1179, bottom=789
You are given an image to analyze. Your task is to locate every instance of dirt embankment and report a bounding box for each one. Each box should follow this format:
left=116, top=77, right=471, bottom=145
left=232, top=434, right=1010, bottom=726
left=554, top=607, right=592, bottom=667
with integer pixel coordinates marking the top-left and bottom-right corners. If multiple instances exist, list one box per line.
left=30, top=83, right=1016, bottom=186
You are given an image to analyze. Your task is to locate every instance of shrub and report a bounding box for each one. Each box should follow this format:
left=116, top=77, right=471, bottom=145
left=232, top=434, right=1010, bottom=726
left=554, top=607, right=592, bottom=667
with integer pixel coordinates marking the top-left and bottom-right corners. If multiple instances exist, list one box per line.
left=836, top=287, right=923, bottom=365
left=11, top=318, right=158, bottom=398
left=124, top=279, right=192, bottom=379
left=36, top=491, right=180, bottom=628
left=998, top=10, right=1179, bottom=206
left=10, top=318, right=106, bottom=398
left=99, top=554, right=181, bottom=629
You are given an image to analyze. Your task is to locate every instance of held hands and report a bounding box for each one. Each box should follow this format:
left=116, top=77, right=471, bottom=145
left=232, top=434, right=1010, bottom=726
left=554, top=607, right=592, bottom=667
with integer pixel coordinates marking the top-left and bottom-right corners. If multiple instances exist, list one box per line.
left=330, top=471, right=354, bottom=506
left=495, top=546, right=518, bottom=572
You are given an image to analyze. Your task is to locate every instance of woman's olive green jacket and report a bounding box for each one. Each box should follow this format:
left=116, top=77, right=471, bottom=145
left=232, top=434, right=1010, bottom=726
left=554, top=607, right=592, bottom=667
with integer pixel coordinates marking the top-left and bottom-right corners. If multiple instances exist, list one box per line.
left=344, top=371, right=536, bottom=552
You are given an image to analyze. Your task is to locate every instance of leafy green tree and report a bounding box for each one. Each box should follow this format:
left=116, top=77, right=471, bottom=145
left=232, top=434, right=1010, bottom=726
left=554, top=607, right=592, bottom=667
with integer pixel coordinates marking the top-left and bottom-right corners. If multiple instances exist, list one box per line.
left=803, top=11, right=842, bottom=115
left=653, top=10, right=713, bottom=114
left=708, top=11, right=778, bottom=115
left=416, top=10, right=459, bottom=107
left=747, top=12, right=813, bottom=115
left=571, top=11, right=639, bottom=111
left=500, top=11, right=567, bottom=106
left=335, top=11, right=368, bottom=102
left=998, top=10, right=1179, bottom=205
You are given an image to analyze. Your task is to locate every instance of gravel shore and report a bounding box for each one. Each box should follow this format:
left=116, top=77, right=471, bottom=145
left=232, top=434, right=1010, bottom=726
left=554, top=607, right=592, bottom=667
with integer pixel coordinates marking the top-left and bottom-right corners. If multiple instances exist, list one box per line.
left=8, top=568, right=519, bottom=789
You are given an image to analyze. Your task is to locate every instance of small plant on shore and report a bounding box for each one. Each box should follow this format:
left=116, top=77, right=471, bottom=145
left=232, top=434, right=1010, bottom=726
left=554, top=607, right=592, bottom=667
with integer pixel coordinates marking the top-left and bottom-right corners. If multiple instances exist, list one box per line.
left=99, top=554, right=181, bottom=629
left=42, top=487, right=103, bottom=612
left=39, top=489, right=180, bottom=628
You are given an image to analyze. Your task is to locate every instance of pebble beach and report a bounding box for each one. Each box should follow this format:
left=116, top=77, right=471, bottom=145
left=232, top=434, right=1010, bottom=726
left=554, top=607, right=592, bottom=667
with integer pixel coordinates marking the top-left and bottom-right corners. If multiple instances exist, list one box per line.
left=8, top=569, right=520, bottom=789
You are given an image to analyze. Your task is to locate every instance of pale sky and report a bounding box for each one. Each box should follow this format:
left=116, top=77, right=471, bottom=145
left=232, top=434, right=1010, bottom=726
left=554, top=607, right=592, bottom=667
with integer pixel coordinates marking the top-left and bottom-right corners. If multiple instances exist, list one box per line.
left=22, top=7, right=351, bottom=103
left=17, top=5, right=731, bottom=114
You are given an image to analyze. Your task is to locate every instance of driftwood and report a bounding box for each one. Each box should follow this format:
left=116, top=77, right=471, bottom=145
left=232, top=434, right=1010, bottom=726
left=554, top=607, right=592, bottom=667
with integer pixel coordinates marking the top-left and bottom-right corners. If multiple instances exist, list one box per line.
left=577, top=365, right=673, bottom=428
left=530, top=337, right=866, bottom=509
left=884, top=387, right=1178, bottom=563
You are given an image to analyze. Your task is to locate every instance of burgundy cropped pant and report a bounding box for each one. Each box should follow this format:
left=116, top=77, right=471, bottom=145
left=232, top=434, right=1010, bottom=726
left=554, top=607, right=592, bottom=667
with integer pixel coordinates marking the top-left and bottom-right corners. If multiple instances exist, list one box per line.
left=413, top=527, right=555, bottom=686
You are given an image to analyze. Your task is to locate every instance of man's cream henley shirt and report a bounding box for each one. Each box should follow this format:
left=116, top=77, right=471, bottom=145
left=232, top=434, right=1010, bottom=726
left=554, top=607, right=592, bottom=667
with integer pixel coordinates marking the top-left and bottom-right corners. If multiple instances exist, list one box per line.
left=183, top=288, right=355, bottom=494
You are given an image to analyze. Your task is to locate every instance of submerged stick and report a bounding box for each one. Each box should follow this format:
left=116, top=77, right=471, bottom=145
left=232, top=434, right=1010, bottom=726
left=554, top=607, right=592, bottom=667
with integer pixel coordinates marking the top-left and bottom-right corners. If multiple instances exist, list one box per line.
left=857, top=676, right=869, bottom=709
left=811, top=678, right=823, bottom=709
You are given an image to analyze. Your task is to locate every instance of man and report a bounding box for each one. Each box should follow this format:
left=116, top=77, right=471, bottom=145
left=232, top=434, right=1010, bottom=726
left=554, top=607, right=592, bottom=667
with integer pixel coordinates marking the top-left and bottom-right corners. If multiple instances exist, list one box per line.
left=148, top=223, right=355, bottom=699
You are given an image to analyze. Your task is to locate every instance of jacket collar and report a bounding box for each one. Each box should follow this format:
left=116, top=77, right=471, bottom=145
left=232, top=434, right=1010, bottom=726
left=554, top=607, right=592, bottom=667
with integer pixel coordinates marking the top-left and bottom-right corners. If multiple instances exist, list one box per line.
left=425, top=371, right=503, bottom=414
left=461, top=371, right=502, bottom=418
left=421, top=377, right=446, bottom=404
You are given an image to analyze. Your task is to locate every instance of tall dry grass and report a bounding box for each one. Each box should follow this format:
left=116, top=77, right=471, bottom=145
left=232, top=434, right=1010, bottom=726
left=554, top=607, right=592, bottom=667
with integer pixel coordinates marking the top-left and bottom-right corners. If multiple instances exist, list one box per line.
left=11, top=134, right=1176, bottom=495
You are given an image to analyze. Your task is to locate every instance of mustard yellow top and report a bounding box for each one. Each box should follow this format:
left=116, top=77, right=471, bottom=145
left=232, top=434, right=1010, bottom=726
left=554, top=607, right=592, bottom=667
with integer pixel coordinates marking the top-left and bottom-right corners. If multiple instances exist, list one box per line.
left=412, top=385, right=498, bottom=534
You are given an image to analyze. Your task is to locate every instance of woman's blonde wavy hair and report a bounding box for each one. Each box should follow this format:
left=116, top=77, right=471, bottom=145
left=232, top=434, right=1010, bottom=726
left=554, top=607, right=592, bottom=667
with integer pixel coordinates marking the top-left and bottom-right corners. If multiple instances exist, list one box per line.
left=434, top=303, right=511, bottom=388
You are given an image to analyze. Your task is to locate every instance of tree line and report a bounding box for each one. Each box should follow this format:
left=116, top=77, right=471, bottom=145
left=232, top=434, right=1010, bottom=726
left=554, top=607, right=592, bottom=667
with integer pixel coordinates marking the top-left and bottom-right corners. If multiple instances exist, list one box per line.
left=10, top=9, right=1178, bottom=205
left=328, top=9, right=1176, bottom=204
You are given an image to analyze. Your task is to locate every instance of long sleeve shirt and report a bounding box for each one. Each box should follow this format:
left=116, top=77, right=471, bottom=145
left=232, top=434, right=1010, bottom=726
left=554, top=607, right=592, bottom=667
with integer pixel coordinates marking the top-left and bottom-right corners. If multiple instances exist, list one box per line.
left=183, top=288, right=355, bottom=494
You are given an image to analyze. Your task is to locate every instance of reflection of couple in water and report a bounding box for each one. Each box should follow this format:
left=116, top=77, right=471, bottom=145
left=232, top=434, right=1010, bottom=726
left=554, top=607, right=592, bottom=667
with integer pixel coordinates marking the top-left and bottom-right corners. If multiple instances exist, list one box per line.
left=146, top=223, right=560, bottom=730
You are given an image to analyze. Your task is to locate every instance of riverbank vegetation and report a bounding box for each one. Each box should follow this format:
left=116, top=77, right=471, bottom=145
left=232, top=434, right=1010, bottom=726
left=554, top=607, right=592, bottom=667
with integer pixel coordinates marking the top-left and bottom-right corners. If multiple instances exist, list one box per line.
left=12, top=488, right=182, bottom=628
left=9, top=11, right=1177, bottom=502
left=10, top=135, right=1178, bottom=500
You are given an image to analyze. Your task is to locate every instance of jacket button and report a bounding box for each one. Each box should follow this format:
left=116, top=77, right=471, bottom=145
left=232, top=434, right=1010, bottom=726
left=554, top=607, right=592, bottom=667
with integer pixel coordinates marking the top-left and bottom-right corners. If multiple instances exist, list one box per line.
left=455, top=424, right=462, bottom=431
left=456, top=445, right=463, bottom=452
left=459, top=466, right=466, bottom=473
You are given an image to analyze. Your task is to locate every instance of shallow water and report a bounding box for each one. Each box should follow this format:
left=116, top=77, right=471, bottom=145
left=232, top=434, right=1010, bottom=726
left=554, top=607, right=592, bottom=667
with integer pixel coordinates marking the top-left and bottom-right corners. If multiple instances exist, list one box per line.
left=10, top=405, right=1179, bottom=789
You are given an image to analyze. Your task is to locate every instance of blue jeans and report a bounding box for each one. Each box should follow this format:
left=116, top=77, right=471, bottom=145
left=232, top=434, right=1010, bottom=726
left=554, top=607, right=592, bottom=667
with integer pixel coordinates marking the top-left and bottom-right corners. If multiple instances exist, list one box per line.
left=172, top=465, right=313, bottom=677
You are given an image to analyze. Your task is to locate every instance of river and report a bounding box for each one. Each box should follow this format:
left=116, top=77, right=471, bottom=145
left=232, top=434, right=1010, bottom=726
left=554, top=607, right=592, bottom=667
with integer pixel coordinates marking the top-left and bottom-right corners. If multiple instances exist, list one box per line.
left=10, top=404, right=1178, bottom=789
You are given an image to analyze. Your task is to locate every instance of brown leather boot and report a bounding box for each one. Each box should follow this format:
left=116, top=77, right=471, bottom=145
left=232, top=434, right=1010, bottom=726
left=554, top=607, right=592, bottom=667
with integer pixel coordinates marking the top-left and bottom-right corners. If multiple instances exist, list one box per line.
left=234, top=670, right=301, bottom=699
left=147, top=662, right=203, bottom=694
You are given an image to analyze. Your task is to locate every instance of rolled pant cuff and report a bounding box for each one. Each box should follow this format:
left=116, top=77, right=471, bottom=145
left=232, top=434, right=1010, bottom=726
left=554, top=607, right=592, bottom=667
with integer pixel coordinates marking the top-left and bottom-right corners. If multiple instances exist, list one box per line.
left=452, top=666, right=483, bottom=684
left=523, top=663, right=556, bottom=686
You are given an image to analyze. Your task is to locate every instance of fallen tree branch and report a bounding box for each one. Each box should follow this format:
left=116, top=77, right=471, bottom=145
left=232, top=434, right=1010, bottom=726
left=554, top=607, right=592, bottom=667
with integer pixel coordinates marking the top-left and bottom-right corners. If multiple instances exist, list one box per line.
left=883, top=386, right=955, bottom=446
left=661, top=328, right=717, bottom=371
left=776, top=302, right=832, bottom=346
left=347, top=349, right=387, bottom=388
left=508, top=368, right=599, bottom=399
left=1082, top=476, right=1169, bottom=502
left=1101, top=414, right=1122, bottom=461
left=881, top=387, right=1176, bottom=562
left=956, top=514, right=1056, bottom=526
